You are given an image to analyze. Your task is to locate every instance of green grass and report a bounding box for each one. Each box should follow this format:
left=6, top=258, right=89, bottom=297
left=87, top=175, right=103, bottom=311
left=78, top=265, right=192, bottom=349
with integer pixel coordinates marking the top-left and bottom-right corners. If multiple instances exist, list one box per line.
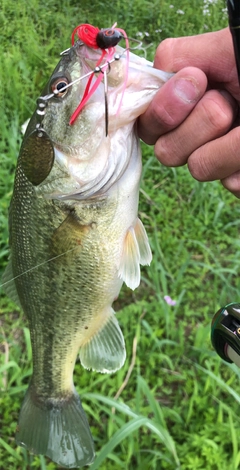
left=2, top=0, right=240, bottom=469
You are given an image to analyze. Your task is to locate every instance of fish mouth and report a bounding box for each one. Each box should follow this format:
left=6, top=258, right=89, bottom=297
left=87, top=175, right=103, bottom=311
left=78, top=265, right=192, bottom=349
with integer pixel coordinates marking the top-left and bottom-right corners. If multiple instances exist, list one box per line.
left=75, top=42, right=125, bottom=88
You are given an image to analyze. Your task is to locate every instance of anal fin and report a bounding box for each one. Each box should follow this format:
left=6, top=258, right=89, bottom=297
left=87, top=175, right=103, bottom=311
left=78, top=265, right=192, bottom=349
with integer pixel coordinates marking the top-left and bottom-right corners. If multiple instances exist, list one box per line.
left=80, top=309, right=126, bottom=373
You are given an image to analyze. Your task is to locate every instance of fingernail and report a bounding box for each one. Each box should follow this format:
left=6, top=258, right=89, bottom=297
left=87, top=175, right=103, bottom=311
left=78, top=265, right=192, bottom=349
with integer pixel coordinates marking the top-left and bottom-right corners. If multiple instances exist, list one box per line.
left=174, top=78, right=200, bottom=103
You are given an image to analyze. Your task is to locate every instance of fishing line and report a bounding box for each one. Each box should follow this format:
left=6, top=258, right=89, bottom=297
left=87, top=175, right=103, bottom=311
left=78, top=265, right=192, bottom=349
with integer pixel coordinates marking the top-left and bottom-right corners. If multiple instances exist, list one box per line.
left=0, top=246, right=80, bottom=290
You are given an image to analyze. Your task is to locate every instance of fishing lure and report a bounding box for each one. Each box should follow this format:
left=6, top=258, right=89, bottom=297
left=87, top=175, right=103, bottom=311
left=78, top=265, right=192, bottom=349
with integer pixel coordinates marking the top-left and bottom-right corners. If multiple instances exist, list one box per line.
left=70, top=23, right=129, bottom=127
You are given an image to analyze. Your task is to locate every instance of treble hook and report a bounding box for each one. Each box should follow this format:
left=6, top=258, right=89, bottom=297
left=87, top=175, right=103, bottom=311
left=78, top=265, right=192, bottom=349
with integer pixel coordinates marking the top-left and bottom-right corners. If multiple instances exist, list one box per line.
left=98, top=61, right=111, bottom=136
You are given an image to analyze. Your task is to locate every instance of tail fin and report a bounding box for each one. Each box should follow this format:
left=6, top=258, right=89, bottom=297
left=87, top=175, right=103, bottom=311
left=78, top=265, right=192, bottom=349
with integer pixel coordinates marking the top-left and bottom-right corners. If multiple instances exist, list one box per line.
left=16, top=384, right=95, bottom=468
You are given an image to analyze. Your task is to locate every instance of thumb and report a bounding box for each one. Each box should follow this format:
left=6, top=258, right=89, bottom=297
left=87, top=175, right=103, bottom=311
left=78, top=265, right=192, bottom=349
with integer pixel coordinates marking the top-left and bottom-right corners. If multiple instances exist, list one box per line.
left=138, top=67, right=207, bottom=145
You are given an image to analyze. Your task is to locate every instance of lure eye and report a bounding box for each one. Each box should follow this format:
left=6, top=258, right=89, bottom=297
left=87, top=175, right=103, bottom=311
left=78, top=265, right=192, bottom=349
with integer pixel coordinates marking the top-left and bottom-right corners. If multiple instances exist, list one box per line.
left=96, top=28, right=123, bottom=49
left=51, top=77, right=69, bottom=97
left=105, top=28, right=115, bottom=36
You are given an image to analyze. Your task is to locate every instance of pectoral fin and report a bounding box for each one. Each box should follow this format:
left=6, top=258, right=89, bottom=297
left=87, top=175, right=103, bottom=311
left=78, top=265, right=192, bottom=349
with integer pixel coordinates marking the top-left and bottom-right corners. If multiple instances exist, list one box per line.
left=118, top=217, right=152, bottom=290
left=51, top=212, right=91, bottom=257
left=134, top=217, right=152, bottom=266
left=79, top=309, right=126, bottom=373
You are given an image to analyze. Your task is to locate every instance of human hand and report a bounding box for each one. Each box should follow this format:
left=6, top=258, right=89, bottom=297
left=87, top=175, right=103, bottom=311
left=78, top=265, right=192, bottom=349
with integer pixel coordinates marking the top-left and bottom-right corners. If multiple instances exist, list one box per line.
left=138, top=28, right=240, bottom=197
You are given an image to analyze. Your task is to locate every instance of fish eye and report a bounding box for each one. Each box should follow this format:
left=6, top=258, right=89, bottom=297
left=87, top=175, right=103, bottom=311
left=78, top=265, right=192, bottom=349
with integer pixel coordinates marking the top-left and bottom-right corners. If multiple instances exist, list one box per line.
left=51, top=77, right=69, bottom=97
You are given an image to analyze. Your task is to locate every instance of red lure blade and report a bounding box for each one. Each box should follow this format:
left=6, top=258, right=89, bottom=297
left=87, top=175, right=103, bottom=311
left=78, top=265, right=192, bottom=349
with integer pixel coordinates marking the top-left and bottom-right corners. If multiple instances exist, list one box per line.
left=70, top=23, right=129, bottom=126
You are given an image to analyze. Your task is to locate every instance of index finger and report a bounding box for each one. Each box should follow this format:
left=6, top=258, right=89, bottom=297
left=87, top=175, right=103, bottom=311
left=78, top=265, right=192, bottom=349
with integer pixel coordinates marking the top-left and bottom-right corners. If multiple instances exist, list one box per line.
left=138, top=67, right=207, bottom=144
left=154, top=28, right=234, bottom=83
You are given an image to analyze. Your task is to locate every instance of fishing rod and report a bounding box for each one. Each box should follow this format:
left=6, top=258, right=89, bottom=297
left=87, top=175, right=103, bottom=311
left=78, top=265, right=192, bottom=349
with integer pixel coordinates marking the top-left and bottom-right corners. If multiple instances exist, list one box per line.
left=211, top=0, right=240, bottom=367
left=226, top=0, right=240, bottom=84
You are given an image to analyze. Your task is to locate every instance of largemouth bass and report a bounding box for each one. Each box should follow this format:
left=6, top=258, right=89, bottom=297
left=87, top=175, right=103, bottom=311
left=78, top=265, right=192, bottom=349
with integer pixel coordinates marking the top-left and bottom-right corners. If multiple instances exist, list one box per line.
left=3, top=26, right=172, bottom=468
